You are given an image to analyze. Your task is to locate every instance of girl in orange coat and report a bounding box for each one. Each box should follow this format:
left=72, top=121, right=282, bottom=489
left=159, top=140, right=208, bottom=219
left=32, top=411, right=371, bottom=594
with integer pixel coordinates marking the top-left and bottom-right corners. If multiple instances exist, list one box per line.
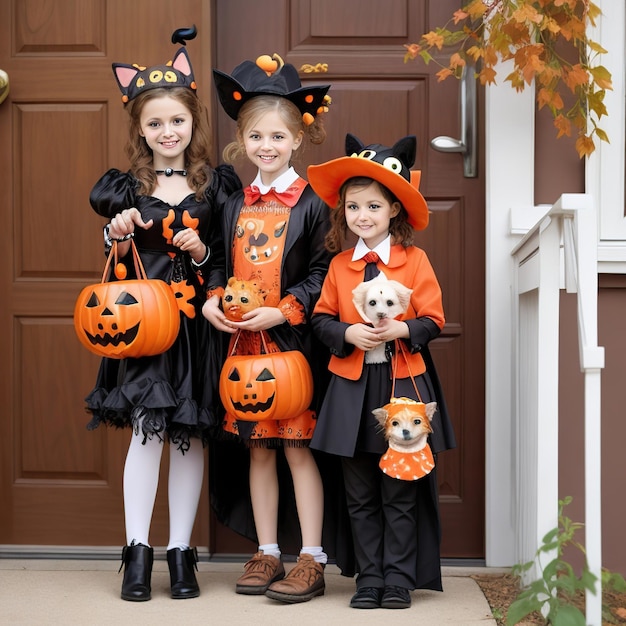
left=308, top=134, right=456, bottom=610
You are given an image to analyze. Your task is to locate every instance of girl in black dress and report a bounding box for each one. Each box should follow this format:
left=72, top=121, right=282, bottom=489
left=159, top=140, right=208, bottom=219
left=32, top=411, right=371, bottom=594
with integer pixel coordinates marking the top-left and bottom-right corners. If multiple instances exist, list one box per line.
left=85, top=34, right=239, bottom=602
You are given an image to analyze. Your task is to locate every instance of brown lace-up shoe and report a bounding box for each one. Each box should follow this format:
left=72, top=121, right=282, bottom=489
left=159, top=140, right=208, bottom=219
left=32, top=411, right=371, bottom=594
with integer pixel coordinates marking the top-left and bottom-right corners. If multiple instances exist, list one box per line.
left=235, top=551, right=285, bottom=595
left=265, top=553, right=325, bottom=603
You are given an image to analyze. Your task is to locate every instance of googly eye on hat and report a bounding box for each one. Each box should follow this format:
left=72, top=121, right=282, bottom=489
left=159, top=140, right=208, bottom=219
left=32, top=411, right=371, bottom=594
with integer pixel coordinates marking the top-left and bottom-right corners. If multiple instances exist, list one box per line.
left=307, top=133, right=429, bottom=230
left=213, top=53, right=331, bottom=126
left=112, top=26, right=198, bottom=104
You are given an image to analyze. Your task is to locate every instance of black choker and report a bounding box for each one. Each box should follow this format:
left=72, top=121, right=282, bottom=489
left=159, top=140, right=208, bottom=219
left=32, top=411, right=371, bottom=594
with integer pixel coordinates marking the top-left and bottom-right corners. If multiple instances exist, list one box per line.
left=156, top=168, right=187, bottom=177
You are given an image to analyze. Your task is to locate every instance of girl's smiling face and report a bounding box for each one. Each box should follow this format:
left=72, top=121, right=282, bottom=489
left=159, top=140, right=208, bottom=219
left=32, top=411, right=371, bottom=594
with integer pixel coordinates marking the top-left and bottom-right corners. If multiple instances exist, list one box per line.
left=344, top=181, right=400, bottom=249
left=139, top=95, right=193, bottom=168
left=242, top=109, right=303, bottom=186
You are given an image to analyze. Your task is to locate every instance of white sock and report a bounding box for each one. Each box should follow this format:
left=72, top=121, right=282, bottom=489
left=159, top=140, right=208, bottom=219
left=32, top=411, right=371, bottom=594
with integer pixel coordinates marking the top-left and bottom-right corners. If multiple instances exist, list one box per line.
left=301, top=546, right=327, bottom=564
left=258, top=543, right=281, bottom=560
left=167, top=439, right=204, bottom=551
left=123, top=432, right=163, bottom=546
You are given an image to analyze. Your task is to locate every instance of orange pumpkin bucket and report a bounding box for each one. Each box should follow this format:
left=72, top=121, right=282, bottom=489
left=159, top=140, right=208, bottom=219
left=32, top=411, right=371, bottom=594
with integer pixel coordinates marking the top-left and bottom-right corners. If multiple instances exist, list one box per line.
left=219, top=331, right=313, bottom=421
left=74, top=239, right=180, bottom=359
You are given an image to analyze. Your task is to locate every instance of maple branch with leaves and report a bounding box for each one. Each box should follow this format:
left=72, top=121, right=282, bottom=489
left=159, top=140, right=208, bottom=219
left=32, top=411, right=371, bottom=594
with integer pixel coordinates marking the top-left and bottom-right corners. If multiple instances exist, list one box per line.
left=404, top=0, right=612, bottom=158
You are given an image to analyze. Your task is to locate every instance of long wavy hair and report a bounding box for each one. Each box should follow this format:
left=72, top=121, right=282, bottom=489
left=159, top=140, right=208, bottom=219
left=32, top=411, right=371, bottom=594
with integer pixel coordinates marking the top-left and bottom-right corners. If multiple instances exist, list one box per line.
left=222, top=95, right=326, bottom=164
left=125, top=87, right=213, bottom=200
left=325, top=177, right=414, bottom=253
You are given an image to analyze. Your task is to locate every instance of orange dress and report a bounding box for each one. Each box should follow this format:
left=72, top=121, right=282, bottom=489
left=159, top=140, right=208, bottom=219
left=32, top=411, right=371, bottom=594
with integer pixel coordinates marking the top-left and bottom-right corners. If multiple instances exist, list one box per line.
left=222, top=184, right=317, bottom=445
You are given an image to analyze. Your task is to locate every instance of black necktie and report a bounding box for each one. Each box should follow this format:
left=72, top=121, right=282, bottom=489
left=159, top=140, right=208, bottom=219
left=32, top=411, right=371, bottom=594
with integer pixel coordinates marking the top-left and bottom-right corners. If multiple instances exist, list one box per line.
left=363, top=251, right=379, bottom=281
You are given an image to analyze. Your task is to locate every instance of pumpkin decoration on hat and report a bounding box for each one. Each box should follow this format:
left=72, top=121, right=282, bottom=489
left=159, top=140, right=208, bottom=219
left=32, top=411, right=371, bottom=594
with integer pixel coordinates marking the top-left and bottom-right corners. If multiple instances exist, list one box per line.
left=74, top=240, right=180, bottom=359
left=213, top=53, right=331, bottom=125
left=307, top=133, right=430, bottom=230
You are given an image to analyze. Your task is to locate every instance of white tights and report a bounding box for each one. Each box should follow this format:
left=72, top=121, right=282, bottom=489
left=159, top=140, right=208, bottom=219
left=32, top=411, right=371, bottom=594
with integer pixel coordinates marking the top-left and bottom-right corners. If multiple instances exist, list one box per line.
left=123, top=432, right=204, bottom=550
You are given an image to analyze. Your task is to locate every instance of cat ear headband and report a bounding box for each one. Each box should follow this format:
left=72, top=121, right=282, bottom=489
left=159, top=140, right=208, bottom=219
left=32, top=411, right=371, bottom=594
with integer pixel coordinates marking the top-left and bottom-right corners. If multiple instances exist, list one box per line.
left=112, top=27, right=198, bottom=104
left=307, top=133, right=429, bottom=230
left=213, top=54, right=331, bottom=125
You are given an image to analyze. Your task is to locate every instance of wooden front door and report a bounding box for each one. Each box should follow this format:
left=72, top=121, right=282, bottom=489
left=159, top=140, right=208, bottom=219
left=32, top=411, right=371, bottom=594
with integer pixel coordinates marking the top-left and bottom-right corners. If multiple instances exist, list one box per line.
left=211, top=0, right=486, bottom=559
left=0, top=0, right=214, bottom=549
left=1, top=0, right=484, bottom=559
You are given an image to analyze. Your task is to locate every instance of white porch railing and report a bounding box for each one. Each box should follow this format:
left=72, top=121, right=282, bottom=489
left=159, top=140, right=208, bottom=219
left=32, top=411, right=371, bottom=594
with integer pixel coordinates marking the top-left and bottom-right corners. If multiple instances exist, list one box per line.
left=511, top=193, right=605, bottom=626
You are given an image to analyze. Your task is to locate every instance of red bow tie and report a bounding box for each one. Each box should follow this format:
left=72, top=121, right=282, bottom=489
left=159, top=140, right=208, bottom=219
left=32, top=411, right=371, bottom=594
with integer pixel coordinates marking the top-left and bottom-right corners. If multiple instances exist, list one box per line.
left=243, top=184, right=304, bottom=208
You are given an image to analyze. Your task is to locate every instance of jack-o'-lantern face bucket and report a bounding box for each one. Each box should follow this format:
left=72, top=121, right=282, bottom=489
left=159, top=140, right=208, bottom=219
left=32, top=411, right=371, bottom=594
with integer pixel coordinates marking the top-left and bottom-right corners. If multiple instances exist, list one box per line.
left=219, top=336, right=313, bottom=421
left=74, top=279, right=180, bottom=358
left=73, top=240, right=180, bottom=359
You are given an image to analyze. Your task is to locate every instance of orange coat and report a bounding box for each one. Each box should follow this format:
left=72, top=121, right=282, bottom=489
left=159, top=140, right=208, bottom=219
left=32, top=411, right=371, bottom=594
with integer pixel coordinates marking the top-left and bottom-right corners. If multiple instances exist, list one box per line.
left=313, top=244, right=445, bottom=381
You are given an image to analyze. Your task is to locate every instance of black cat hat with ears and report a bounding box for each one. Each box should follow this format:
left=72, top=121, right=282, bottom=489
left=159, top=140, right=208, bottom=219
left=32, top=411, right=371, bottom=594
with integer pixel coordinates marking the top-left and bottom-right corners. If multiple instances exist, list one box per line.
left=213, top=54, right=330, bottom=125
left=112, top=27, right=198, bottom=104
left=307, top=134, right=429, bottom=230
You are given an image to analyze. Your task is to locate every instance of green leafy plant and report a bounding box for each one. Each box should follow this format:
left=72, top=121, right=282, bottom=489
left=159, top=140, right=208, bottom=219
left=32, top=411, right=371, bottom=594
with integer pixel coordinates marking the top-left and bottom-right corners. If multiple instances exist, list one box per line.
left=506, top=496, right=626, bottom=625
left=403, top=0, right=612, bottom=158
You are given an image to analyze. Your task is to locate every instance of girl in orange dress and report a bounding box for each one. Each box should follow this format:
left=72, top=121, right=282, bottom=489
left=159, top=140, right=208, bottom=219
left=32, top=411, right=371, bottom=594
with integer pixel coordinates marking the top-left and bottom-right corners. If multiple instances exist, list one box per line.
left=203, top=55, right=333, bottom=603
left=307, top=134, right=456, bottom=609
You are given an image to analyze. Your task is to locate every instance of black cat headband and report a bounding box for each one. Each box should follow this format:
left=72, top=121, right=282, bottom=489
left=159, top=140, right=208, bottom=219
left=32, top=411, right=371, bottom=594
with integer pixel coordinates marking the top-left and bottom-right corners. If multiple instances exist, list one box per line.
left=112, top=27, right=198, bottom=104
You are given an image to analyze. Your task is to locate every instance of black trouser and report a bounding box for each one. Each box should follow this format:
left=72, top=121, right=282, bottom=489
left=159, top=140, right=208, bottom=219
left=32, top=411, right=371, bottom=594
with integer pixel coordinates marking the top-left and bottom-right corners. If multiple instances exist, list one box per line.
left=341, top=451, right=419, bottom=590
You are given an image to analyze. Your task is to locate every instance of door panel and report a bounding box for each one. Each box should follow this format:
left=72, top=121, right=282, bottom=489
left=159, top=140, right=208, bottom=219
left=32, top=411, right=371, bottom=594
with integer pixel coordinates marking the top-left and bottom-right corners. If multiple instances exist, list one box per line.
left=213, top=0, right=485, bottom=558
left=0, top=0, right=212, bottom=548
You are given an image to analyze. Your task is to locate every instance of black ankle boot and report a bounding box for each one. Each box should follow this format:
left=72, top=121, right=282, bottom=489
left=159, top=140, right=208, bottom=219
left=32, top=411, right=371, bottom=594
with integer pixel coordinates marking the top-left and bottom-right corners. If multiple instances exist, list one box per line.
left=167, top=547, right=200, bottom=599
left=119, top=543, right=153, bottom=601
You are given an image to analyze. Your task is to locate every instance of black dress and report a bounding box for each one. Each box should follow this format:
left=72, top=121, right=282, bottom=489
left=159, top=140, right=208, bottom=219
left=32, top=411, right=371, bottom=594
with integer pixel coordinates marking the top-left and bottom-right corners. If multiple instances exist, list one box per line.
left=84, top=165, right=240, bottom=452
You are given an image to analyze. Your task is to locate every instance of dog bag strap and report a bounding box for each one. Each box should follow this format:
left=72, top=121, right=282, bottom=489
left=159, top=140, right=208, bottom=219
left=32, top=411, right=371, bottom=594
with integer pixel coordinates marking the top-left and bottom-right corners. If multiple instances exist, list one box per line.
left=391, top=339, right=423, bottom=402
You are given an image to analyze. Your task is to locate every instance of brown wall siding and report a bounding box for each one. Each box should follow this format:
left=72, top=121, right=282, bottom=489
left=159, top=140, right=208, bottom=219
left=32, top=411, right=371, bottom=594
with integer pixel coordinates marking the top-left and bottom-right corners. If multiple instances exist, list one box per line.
left=534, top=106, right=584, bottom=205
left=558, top=280, right=626, bottom=575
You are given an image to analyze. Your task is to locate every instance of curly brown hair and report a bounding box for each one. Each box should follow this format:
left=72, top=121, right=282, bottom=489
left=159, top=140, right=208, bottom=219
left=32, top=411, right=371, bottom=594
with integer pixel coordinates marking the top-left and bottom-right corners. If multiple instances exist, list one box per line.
left=124, top=87, right=214, bottom=200
left=222, top=95, right=326, bottom=164
left=324, top=177, right=414, bottom=253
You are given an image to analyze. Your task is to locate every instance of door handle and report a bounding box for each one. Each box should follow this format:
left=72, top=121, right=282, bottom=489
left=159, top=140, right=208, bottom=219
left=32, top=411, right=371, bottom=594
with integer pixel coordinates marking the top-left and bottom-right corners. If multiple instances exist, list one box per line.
left=0, top=69, right=9, bottom=105
left=430, top=65, right=477, bottom=178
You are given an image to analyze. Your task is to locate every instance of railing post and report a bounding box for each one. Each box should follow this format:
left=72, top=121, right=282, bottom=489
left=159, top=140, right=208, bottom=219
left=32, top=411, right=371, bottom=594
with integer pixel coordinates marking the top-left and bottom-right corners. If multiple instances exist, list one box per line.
left=511, top=194, right=604, bottom=626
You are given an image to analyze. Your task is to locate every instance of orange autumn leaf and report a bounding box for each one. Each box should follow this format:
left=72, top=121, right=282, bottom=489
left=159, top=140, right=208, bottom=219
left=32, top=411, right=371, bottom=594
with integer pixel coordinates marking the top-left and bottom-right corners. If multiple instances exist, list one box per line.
left=554, top=114, right=572, bottom=138
left=449, top=53, right=466, bottom=70
left=575, top=135, right=595, bottom=159
left=483, top=46, right=499, bottom=67
left=403, top=43, right=420, bottom=60
left=538, top=87, right=564, bottom=111
left=543, top=17, right=561, bottom=34
left=465, top=0, right=487, bottom=19
left=590, top=65, right=612, bottom=90
left=563, top=64, right=589, bottom=92
left=478, top=66, right=497, bottom=86
left=513, top=5, right=543, bottom=24
left=436, top=67, right=454, bottom=82
left=452, top=9, right=468, bottom=25
left=423, top=31, right=445, bottom=50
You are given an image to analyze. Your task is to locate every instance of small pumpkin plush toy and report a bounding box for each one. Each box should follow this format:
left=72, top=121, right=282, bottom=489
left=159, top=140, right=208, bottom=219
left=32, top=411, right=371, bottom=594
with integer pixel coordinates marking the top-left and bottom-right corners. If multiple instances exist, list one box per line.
left=221, top=276, right=267, bottom=321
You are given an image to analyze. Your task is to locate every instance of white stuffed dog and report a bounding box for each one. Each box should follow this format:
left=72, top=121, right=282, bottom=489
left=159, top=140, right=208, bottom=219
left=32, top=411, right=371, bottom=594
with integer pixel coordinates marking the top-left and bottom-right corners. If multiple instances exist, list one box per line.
left=352, top=272, right=413, bottom=363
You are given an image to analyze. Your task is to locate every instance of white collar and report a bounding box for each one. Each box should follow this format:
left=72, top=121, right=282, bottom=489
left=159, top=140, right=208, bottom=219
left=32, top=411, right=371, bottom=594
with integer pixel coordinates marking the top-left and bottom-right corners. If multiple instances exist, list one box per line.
left=352, top=235, right=391, bottom=264
left=251, top=167, right=299, bottom=194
